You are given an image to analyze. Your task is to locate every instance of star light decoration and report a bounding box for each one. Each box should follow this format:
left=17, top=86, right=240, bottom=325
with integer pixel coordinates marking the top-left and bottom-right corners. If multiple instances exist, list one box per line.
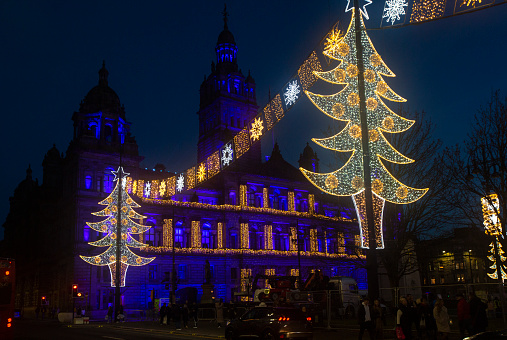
left=283, top=80, right=301, bottom=107
left=345, top=0, right=373, bottom=20
left=80, top=166, right=155, bottom=287
left=221, top=143, right=234, bottom=167
left=300, top=9, right=428, bottom=249
left=176, top=174, right=185, bottom=193
left=383, top=0, right=408, bottom=24
left=250, top=117, right=264, bottom=141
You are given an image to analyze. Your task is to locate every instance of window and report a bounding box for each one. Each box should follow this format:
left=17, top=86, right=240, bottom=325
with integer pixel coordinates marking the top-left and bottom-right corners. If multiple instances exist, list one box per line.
left=85, top=175, right=92, bottom=189
left=145, top=223, right=156, bottom=246
left=178, top=264, right=187, bottom=281
left=457, top=273, right=465, bottom=282
left=429, top=262, right=435, bottom=271
left=202, top=224, right=211, bottom=248
left=103, top=168, right=115, bottom=193
left=231, top=268, right=238, bottom=280
left=230, top=232, right=238, bottom=249
left=104, top=124, right=113, bottom=142
left=83, top=225, right=90, bottom=242
left=175, top=225, right=184, bottom=248
left=440, top=276, right=445, bottom=284
left=149, top=265, right=157, bottom=281
left=229, top=191, right=236, bottom=205
left=431, top=277, right=436, bottom=285
left=248, top=193, right=255, bottom=206
left=439, top=262, right=444, bottom=271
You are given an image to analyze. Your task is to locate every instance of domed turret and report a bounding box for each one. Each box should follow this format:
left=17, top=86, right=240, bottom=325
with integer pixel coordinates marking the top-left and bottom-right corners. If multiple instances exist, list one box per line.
left=298, top=143, right=319, bottom=173
left=79, top=61, right=124, bottom=117
left=215, top=4, right=238, bottom=71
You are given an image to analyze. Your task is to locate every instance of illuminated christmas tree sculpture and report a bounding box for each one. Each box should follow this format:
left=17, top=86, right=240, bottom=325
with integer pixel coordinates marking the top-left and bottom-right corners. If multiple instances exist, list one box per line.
left=482, top=193, right=507, bottom=280
left=300, top=9, right=427, bottom=248
left=80, top=167, right=155, bottom=287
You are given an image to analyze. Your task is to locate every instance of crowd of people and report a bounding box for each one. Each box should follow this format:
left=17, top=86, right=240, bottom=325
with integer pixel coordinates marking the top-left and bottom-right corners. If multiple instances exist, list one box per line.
left=158, top=300, right=199, bottom=330
left=358, top=292, right=492, bottom=340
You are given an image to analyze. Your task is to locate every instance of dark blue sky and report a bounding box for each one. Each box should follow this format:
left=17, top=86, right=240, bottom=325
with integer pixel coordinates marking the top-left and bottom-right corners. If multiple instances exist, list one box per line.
left=1, top=0, right=506, bottom=240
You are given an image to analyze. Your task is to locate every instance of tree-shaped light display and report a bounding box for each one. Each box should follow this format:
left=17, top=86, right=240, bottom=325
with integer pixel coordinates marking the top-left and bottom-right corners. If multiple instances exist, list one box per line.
left=487, top=240, right=507, bottom=280
left=482, top=193, right=507, bottom=280
left=80, top=167, right=155, bottom=287
left=300, top=9, right=427, bottom=249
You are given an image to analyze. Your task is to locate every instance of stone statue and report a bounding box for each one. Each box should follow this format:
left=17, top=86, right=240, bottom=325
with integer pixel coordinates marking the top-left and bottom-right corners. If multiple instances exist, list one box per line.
left=205, top=260, right=211, bottom=284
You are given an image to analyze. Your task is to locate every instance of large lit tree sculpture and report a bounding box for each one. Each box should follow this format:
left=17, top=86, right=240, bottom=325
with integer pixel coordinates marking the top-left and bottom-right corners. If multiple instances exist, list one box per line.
left=300, top=9, right=428, bottom=249
left=80, top=167, right=155, bottom=287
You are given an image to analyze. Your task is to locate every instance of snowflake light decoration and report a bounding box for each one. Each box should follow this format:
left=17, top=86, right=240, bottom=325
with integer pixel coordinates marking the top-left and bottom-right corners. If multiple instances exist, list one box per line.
left=383, top=0, right=408, bottom=24
left=144, top=182, right=151, bottom=198
left=197, top=163, right=206, bottom=182
left=176, top=174, right=184, bottom=192
left=345, top=0, right=373, bottom=20
left=250, top=117, right=264, bottom=141
left=221, top=143, right=234, bottom=167
left=283, top=80, right=301, bottom=107
left=324, top=26, right=343, bottom=53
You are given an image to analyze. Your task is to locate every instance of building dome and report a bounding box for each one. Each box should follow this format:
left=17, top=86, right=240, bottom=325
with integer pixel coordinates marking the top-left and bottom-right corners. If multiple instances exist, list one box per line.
left=79, top=61, right=123, bottom=116
left=217, top=28, right=235, bottom=45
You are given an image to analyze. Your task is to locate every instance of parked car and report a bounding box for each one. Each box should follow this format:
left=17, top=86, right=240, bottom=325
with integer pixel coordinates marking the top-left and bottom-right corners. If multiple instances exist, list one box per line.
left=225, top=306, right=313, bottom=340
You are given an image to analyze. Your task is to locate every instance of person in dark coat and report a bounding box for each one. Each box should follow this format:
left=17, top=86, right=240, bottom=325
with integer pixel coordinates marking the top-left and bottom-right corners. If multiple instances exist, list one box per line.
left=191, top=302, right=198, bottom=328
left=397, top=297, right=412, bottom=340
left=107, top=306, right=113, bottom=323
left=159, top=303, right=167, bottom=325
left=357, top=297, right=374, bottom=340
left=457, top=294, right=471, bottom=339
left=182, top=300, right=189, bottom=328
left=172, top=303, right=181, bottom=330
left=418, top=296, right=436, bottom=340
left=469, top=292, right=488, bottom=335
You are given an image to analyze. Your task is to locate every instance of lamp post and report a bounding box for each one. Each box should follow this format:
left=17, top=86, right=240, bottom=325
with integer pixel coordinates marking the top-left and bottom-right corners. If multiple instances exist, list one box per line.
left=467, top=147, right=506, bottom=326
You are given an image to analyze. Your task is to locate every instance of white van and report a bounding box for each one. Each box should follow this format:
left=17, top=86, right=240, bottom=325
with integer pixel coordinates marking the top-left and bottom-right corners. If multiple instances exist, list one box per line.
left=327, top=276, right=361, bottom=317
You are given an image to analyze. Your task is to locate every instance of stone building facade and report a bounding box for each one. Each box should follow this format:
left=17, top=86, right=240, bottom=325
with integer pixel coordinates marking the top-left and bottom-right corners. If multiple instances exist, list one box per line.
left=2, top=14, right=367, bottom=313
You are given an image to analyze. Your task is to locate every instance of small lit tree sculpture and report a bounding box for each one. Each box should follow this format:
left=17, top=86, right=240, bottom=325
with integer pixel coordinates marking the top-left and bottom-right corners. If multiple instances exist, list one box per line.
left=80, top=167, right=155, bottom=287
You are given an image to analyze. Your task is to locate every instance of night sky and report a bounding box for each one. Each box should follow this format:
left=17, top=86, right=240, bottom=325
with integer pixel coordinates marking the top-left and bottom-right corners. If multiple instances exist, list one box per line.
left=1, top=0, right=506, bottom=240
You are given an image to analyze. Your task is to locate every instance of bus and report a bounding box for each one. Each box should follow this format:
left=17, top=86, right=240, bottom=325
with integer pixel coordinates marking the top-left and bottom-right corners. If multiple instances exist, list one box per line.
left=0, top=258, right=15, bottom=340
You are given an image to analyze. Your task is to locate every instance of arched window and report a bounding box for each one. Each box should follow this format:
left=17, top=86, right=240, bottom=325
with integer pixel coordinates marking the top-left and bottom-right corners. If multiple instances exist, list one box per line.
left=104, top=124, right=113, bottom=142
left=175, top=221, right=184, bottom=248
left=229, top=191, right=236, bottom=205
left=85, top=175, right=92, bottom=190
left=145, top=221, right=156, bottom=246
left=83, top=225, right=90, bottom=242
left=103, top=168, right=115, bottom=193
left=202, top=223, right=211, bottom=248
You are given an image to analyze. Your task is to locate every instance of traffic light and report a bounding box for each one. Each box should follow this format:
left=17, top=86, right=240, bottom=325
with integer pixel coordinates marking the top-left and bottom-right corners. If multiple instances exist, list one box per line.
left=72, top=284, right=78, bottom=298
left=41, top=296, right=46, bottom=305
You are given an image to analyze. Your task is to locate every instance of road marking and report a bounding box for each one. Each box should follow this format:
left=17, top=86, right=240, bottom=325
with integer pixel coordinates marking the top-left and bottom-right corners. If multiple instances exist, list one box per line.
left=102, top=336, right=125, bottom=340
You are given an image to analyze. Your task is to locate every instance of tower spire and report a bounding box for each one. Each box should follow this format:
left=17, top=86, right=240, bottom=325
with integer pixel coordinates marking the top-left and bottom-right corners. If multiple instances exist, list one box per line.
left=222, top=4, right=229, bottom=30
left=99, top=60, right=109, bottom=86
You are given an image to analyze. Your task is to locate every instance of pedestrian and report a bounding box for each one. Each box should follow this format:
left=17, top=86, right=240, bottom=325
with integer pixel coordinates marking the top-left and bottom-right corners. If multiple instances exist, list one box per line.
left=159, top=303, right=167, bottom=325
left=487, top=298, right=495, bottom=319
left=407, top=294, right=420, bottom=336
left=227, top=301, right=236, bottom=321
left=397, top=297, right=412, bottom=340
left=372, top=299, right=385, bottom=340
left=41, top=305, right=46, bottom=319
left=191, top=302, right=199, bottom=328
left=107, top=306, right=113, bottom=323
left=494, top=297, right=501, bottom=318
left=172, top=303, right=181, bottom=330
left=117, top=304, right=124, bottom=322
left=358, top=297, right=374, bottom=340
left=456, top=293, right=471, bottom=339
left=215, top=298, right=224, bottom=328
left=35, top=305, right=40, bottom=319
left=469, top=292, right=487, bottom=335
left=182, top=300, right=189, bottom=328
left=418, top=296, right=436, bottom=340
left=433, top=298, right=450, bottom=340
